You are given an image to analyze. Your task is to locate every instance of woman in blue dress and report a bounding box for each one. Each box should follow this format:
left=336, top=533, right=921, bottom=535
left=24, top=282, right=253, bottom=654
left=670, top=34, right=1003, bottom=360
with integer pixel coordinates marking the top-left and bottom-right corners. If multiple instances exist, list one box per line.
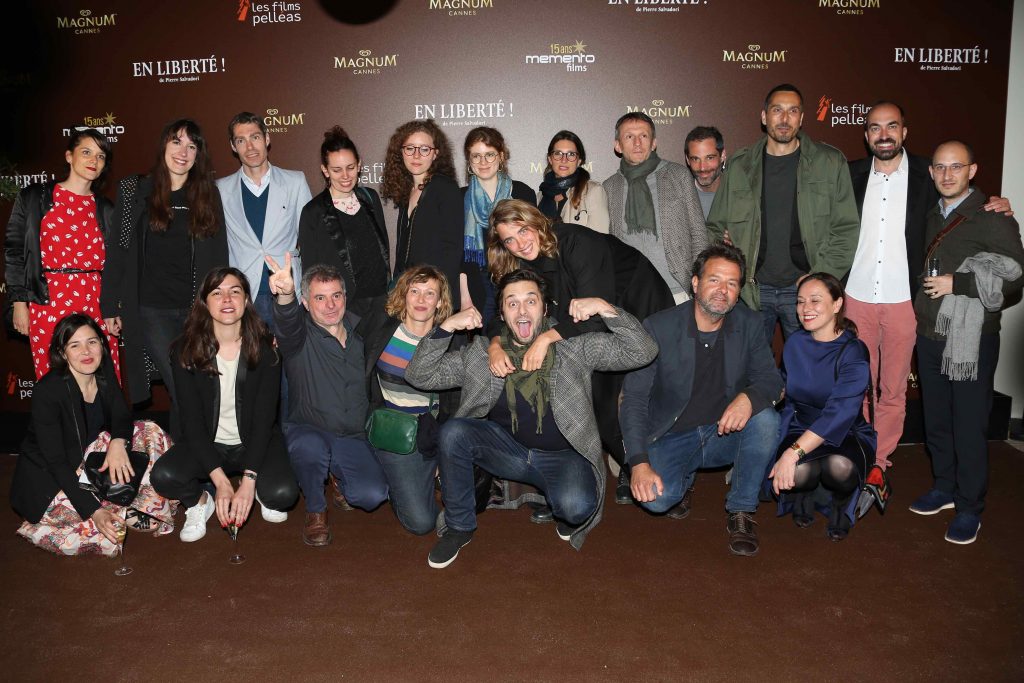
left=768, top=272, right=876, bottom=541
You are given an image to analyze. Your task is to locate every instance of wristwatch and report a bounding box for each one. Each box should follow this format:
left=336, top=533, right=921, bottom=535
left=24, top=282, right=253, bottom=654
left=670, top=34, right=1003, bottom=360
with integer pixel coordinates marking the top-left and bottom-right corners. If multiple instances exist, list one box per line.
left=788, top=443, right=806, bottom=458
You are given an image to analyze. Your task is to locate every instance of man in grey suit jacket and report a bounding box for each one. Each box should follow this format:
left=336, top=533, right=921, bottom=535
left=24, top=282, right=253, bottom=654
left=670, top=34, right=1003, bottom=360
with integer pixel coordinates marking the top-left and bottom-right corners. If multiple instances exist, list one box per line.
left=217, top=111, right=311, bottom=331
left=621, top=244, right=783, bottom=557
left=406, top=269, right=657, bottom=568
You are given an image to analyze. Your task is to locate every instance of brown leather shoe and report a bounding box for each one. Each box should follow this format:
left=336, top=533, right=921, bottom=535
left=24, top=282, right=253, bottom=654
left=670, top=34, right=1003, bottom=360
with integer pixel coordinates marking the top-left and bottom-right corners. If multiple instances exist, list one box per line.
left=302, top=511, right=331, bottom=547
left=665, top=486, right=694, bottom=519
left=327, top=474, right=354, bottom=511
left=726, top=511, right=759, bottom=556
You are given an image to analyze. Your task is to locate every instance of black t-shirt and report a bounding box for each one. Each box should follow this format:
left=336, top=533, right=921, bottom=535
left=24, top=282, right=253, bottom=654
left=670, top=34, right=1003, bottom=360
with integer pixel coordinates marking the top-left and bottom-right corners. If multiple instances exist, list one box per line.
left=342, top=208, right=388, bottom=299
left=758, top=149, right=803, bottom=287
left=489, top=390, right=573, bottom=453
left=140, top=188, right=192, bottom=308
left=82, top=396, right=106, bottom=446
left=672, top=328, right=729, bottom=432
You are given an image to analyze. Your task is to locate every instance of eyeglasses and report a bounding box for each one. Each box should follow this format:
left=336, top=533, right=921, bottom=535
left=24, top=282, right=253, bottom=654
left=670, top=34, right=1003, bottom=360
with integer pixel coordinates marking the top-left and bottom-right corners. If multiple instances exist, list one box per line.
left=469, top=151, right=499, bottom=165
left=550, top=151, right=579, bottom=161
left=932, top=163, right=969, bottom=174
left=402, top=145, right=435, bottom=157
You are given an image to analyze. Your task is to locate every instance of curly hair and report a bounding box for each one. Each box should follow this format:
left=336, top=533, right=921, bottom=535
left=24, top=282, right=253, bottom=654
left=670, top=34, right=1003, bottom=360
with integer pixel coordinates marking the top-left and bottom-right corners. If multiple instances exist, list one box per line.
left=485, top=199, right=560, bottom=283
left=384, top=265, right=453, bottom=324
left=379, top=119, right=456, bottom=206
left=148, top=118, right=221, bottom=239
left=463, top=126, right=510, bottom=183
left=175, top=267, right=275, bottom=375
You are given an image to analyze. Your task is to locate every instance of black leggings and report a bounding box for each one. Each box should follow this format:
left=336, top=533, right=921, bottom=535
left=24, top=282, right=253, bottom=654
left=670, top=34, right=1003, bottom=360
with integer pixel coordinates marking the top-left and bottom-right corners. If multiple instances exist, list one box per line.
left=791, top=455, right=859, bottom=497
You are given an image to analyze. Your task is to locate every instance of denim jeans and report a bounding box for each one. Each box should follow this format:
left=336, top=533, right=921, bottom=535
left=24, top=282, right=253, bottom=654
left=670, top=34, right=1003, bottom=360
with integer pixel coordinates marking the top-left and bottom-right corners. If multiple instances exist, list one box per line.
left=376, top=447, right=439, bottom=535
left=641, top=407, right=780, bottom=514
left=137, top=305, right=190, bottom=438
left=284, top=423, right=388, bottom=513
left=758, top=282, right=800, bottom=343
left=438, top=419, right=598, bottom=533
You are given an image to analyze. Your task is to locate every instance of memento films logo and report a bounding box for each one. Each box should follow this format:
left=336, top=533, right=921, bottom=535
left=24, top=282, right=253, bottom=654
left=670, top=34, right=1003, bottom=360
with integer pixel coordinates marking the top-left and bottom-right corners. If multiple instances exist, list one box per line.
left=894, top=46, right=989, bottom=71
left=235, top=1, right=302, bottom=25
left=62, top=113, right=126, bottom=143
left=56, top=9, right=117, bottom=34
left=429, top=0, right=494, bottom=16
left=334, top=50, right=398, bottom=76
left=722, top=44, right=787, bottom=70
left=625, top=99, right=691, bottom=126
left=131, top=56, right=228, bottom=84
left=263, top=108, right=305, bottom=134
left=818, top=0, right=879, bottom=14
left=413, top=100, right=513, bottom=128
left=606, top=0, right=695, bottom=13
left=815, top=96, right=872, bottom=127
left=525, top=40, right=595, bottom=73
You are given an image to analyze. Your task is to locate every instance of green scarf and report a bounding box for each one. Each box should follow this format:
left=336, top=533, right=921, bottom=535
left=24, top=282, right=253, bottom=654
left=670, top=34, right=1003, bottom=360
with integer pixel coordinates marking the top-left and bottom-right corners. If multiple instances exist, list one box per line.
left=619, top=150, right=661, bottom=236
left=499, top=318, right=556, bottom=434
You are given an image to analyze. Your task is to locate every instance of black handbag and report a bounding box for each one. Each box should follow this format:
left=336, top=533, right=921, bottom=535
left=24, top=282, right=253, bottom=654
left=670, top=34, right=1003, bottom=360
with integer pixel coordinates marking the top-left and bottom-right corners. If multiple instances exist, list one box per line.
left=80, top=450, right=149, bottom=506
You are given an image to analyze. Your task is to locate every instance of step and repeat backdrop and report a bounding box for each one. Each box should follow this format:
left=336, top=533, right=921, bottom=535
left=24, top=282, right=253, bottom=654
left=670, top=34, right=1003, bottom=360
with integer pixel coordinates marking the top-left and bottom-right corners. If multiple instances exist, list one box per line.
left=0, top=0, right=1015, bottom=414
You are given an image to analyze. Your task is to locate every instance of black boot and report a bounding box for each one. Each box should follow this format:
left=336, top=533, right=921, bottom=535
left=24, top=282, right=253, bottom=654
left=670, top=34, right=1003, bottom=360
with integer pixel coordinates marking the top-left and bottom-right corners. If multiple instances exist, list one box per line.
left=827, top=494, right=853, bottom=541
left=792, top=492, right=815, bottom=528
left=615, top=468, right=632, bottom=505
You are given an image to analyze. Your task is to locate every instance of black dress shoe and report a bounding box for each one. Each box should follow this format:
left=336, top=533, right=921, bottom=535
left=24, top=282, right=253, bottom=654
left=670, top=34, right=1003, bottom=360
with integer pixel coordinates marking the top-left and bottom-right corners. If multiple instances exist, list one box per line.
left=615, top=469, right=632, bottom=505
left=792, top=492, right=815, bottom=528
left=727, top=511, right=759, bottom=556
left=530, top=505, right=554, bottom=524
left=665, top=486, right=694, bottom=519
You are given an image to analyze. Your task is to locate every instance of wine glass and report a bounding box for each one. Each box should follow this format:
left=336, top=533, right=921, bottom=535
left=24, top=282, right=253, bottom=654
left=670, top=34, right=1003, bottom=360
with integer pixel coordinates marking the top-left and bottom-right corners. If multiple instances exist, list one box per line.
left=227, top=519, right=245, bottom=565
left=114, top=512, right=132, bottom=576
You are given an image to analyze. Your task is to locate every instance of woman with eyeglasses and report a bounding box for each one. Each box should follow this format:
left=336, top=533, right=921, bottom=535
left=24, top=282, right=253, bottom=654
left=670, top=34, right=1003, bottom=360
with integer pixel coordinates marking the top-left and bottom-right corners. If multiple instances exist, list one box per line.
left=461, top=126, right=536, bottom=323
left=537, top=130, right=610, bottom=233
left=380, top=119, right=465, bottom=311
left=4, top=129, right=120, bottom=379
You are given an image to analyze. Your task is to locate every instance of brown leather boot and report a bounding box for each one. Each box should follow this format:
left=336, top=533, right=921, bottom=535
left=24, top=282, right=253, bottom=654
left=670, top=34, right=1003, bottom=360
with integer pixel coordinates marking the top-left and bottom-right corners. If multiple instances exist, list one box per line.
left=302, top=511, right=331, bottom=547
left=327, top=474, right=354, bottom=511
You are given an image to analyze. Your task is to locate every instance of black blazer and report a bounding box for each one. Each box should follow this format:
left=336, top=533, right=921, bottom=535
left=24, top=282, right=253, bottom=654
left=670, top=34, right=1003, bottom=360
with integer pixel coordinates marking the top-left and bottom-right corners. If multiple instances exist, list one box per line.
left=171, top=338, right=281, bottom=475
left=100, top=174, right=229, bottom=403
left=395, top=173, right=464, bottom=309
left=11, top=359, right=132, bottom=523
left=4, top=180, right=115, bottom=305
left=849, top=152, right=937, bottom=297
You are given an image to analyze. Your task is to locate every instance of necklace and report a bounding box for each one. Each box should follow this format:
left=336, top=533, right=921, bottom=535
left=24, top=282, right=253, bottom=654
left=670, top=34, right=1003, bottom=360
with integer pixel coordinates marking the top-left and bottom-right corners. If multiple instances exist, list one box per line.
left=331, top=191, right=359, bottom=215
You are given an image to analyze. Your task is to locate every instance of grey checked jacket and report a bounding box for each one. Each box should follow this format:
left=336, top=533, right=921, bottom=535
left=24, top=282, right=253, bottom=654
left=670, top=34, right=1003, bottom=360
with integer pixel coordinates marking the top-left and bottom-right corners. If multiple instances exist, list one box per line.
left=405, top=308, right=658, bottom=549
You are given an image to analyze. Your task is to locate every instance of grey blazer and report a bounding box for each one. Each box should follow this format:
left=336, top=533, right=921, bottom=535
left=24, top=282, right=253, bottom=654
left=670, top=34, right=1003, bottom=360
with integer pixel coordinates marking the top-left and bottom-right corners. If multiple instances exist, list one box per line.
left=406, top=309, right=658, bottom=549
left=604, top=159, right=709, bottom=292
left=216, top=165, right=311, bottom=296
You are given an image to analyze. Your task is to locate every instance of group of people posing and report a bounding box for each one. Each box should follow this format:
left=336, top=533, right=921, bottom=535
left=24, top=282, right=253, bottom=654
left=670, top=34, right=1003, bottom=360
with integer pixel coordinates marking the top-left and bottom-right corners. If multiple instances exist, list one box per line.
left=6, top=83, right=1023, bottom=567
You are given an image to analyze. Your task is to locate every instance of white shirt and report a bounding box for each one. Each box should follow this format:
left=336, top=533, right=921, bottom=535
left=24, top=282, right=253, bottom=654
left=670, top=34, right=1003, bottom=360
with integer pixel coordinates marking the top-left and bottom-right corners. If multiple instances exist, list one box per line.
left=214, top=354, right=242, bottom=446
left=846, top=151, right=911, bottom=303
left=241, top=163, right=274, bottom=198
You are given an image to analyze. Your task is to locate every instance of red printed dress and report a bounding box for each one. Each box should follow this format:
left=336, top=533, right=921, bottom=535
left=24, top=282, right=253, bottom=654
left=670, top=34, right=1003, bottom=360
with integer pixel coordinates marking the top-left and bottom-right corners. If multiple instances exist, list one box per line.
left=31, top=184, right=121, bottom=380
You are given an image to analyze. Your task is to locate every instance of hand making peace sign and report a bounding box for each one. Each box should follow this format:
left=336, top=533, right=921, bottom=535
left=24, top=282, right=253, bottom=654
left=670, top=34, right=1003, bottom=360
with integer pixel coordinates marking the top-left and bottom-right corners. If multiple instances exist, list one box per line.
left=265, top=252, right=295, bottom=297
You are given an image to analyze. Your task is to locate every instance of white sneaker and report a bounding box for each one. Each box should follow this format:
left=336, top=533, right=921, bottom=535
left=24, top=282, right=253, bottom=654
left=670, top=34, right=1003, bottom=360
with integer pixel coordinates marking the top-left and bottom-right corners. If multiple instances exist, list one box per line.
left=181, top=493, right=214, bottom=542
left=257, top=493, right=287, bottom=523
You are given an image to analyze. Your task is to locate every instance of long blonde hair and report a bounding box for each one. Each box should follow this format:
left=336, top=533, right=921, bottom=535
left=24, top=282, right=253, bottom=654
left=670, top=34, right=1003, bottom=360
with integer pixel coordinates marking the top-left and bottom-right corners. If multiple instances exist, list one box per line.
left=486, top=199, right=560, bottom=282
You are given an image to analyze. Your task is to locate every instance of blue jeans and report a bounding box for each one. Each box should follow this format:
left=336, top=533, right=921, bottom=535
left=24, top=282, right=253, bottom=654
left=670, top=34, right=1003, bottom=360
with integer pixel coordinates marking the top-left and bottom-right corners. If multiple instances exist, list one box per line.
left=438, top=419, right=598, bottom=533
left=758, top=282, right=800, bottom=343
left=641, top=407, right=780, bottom=514
left=377, top=448, right=439, bottom=535
left=284, top=423, right=388, bottom=513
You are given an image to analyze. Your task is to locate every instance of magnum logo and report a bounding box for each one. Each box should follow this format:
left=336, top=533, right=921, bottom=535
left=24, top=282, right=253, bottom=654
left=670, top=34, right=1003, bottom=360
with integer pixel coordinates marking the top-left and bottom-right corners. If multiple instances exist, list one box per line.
left=56, top=9, right=117, bottom=34
left=819, top=0, right=879, bottom=14
left=429, top=0, right=494, bottom=16
left=334, top=50, right=399, bottom=76
left=722, top=43, right=786, bottom=70
left=263, top=107, right=305, bottom=133
left=625, top=99, right=691, bottom=125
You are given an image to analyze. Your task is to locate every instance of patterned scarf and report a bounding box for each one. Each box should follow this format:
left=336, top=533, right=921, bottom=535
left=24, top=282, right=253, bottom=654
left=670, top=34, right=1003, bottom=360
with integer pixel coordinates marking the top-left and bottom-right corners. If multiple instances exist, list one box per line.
left=464, top=172, right=513, bottom=266
left=537, top=170, right=577, bottom=220
left=498, top=317, right=555, bottom=434
left=619, top=151, right=661, bottom=236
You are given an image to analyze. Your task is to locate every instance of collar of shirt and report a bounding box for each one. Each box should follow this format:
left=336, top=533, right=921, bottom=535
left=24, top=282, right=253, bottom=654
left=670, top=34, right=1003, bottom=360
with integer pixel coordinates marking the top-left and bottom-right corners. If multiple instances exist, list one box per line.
left=241, top=163, right=274, bottom=197
left=871, top=148, right=909, bottom=177
left=939, top=186, right=974, bottom=219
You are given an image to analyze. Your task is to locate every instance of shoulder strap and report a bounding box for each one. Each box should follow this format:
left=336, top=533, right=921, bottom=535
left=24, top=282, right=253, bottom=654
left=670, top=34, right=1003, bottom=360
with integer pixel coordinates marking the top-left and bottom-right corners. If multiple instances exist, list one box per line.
left=924, top=212, right=968, bottom=266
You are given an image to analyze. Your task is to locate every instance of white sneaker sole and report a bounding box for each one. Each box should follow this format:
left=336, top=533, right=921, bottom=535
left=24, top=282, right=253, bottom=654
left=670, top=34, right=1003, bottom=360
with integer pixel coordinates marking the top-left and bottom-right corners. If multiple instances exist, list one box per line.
left=428, top=538, right=471, bottom=569
left=945, top=523, right=980, bottom=545
left=909, top=501, right=955, bottom=516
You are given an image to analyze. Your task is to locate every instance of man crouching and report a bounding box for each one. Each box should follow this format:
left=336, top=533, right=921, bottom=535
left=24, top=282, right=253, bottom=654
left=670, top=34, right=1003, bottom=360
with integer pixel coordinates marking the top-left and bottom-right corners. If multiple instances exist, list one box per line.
left=406, top=269, right=658, bottom=568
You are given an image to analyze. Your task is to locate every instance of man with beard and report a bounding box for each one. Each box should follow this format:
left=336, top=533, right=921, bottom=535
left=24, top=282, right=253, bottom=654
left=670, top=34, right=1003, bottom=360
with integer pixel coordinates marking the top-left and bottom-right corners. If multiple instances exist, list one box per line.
left=406, top=269, right=657, bottom=568
left=620, top=244, right=783, bottom=556
left=847, top=102, right=1011, bottom=470
left=685, top=126, right=727, bottom=219
left=707, top=84, right=860, bottom=343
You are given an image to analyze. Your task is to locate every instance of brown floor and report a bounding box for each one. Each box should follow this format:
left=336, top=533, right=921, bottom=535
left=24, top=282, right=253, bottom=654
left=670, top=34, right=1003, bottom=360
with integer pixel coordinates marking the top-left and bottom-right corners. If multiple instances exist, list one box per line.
left=1, top=443, right=1022, bottom=682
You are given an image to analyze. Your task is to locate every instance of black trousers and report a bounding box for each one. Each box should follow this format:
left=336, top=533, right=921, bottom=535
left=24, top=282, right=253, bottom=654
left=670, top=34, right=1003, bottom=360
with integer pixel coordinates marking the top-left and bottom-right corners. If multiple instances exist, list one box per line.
left=916, top=333, right=999, bottom=515
left=151, top=436, right=299, bottom=511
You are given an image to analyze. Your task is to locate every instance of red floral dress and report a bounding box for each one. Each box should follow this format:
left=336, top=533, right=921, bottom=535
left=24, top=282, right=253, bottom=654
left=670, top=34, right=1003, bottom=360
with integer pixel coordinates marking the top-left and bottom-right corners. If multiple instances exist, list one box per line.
left=30, top=184, right=121, bottom=380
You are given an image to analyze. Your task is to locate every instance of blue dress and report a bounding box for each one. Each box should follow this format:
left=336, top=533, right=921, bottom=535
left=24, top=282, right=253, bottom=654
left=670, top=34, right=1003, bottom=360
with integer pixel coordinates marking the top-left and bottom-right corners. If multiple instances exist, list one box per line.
left=775, top=329, right=877, bottom=521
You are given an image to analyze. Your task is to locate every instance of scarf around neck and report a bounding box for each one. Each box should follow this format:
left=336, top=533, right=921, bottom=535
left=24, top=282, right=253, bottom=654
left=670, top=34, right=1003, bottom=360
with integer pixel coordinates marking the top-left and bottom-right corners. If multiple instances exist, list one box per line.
left=464, top=172, right=513, bottom=267
left=538, top=170, right=577, bottom=219
left=620, top=151, right=661, bottom=236
left=498, top=317, right=555, bottom=434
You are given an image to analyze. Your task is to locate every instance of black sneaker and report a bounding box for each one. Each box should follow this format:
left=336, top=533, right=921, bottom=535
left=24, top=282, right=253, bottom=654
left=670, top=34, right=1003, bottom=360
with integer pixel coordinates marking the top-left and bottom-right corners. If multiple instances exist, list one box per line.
left=615, top=469, right=632, bottom=505
left=427, top=529, right=474, bottom=569
left=556, top=522, right=576, bottom=541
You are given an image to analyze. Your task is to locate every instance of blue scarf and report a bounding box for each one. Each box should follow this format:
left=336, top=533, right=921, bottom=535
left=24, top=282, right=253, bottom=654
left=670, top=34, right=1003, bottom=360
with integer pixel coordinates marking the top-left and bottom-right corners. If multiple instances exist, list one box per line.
left=464, top=172, right=513, bottom=266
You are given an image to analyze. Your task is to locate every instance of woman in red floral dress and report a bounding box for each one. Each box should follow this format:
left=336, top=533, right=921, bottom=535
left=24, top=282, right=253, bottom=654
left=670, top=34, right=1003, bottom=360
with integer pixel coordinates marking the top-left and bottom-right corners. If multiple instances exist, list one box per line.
left=5, top=129, right=120, bottom=379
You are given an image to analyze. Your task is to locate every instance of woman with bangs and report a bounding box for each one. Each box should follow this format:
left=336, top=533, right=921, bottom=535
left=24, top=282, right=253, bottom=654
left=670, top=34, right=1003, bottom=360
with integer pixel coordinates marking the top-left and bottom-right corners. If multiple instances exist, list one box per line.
left=380, top=119, right=465, bottom=311
left=101, top=118, right=228, bottom=436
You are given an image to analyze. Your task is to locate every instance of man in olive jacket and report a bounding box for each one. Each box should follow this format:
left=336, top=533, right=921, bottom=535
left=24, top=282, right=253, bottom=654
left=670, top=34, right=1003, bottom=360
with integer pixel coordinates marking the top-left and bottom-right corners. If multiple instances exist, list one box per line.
left=706, top=83, right=860, bottom=342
